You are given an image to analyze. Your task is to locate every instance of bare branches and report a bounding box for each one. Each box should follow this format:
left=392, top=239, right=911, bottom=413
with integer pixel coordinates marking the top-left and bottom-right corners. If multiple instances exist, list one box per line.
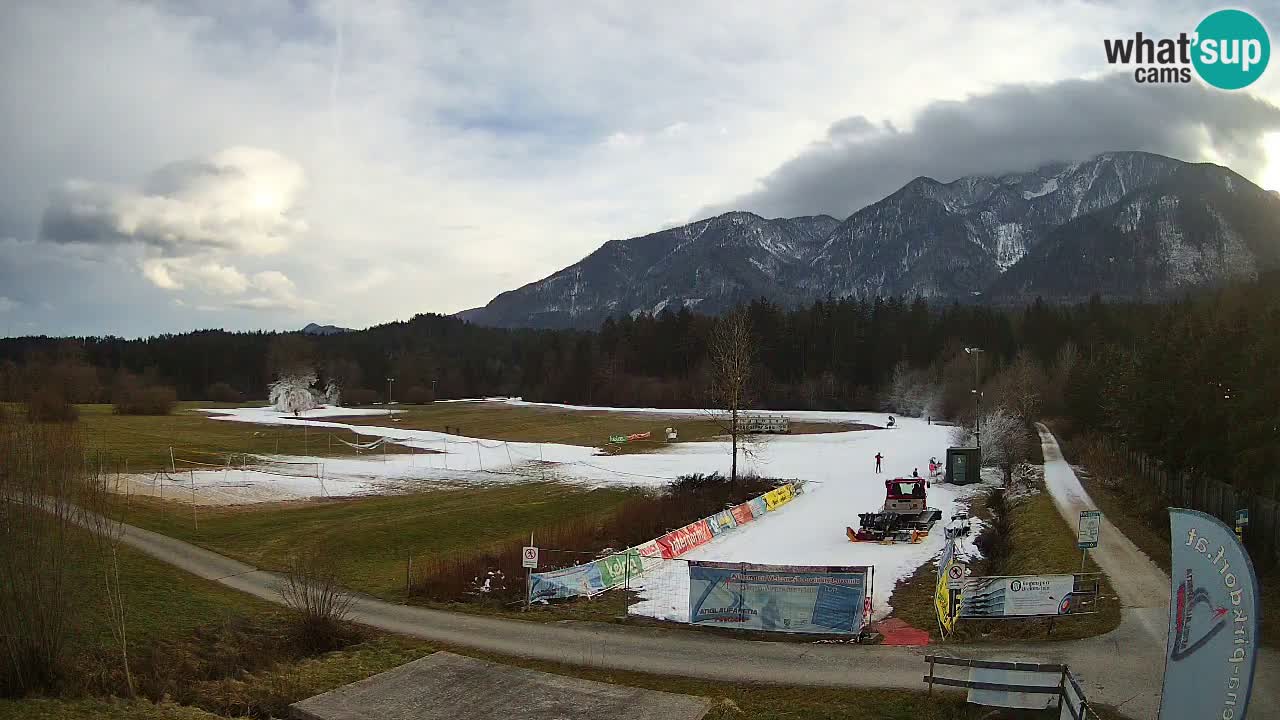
left=705, top=308, right=757, bottom=485
left=277, top=547, right=355, bottom=652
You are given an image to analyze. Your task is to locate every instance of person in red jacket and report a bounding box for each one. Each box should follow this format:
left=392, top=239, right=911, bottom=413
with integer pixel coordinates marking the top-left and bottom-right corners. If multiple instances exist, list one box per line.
left=874, top=452, right=883, bottom=473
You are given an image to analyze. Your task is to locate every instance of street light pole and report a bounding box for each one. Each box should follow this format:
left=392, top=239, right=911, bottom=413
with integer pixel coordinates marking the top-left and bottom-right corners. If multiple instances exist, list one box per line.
left=964, top=347, right=985, bottom=449
left=386, top=377, right=394, bottom=405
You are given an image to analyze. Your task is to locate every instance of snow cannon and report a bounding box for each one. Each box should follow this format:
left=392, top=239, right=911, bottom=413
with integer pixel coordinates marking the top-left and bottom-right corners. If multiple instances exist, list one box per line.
left=846, top=477, right=942, bottom=543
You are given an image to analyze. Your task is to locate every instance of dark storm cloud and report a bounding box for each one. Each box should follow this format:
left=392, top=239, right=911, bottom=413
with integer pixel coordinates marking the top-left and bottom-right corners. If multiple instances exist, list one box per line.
left=725, top=73, right=1280, bottom=219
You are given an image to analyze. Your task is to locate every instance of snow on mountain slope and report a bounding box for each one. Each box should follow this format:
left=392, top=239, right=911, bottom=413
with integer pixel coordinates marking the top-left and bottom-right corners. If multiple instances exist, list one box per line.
left=460, top=152, right=1275, bottom=328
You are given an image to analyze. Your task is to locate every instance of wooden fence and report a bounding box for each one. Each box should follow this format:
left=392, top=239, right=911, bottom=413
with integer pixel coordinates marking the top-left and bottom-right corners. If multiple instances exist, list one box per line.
left=1114, top=444, right=1280, bottom=570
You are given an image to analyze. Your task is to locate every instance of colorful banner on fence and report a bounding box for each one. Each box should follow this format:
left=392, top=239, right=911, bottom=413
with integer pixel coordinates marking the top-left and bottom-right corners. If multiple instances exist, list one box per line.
left=595, top=549, right=645, bottom=588
left=528, top=483, right=800, bottom=603
left=763, top=484, right=794, bottom=511
left=709, top=509, right=738, bottom=535
left=529, top=563, right=606, bottom=602
left=688, top=561, right=869, bottom=634
left=656, top=519, right=714, bottom=559
left=1158, top=508, right=1260, bottom=720
left=959, top=575, right=1076, bottom=618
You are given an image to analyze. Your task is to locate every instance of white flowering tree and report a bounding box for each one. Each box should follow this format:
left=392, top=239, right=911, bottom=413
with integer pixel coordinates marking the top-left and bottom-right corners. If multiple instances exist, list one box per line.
left=323, top=380, right=341, bottom=406
left=269, top=371, right=320, bottom=417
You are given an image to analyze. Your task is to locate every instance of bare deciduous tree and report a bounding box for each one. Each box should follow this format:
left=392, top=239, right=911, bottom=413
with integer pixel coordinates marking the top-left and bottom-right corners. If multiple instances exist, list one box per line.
left=705, top=309, right=756, bottom=486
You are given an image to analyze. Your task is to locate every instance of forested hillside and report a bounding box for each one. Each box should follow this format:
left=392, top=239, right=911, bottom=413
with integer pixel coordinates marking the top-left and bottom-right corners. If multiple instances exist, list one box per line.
left=2, top=278, right=1277, bottom=498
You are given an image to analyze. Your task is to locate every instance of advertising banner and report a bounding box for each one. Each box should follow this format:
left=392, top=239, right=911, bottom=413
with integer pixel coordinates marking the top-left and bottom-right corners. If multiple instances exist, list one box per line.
left=595, top=549, right=644, bottom=588
left=749, top=496, right=767, bottom=518
left=1159, top=509, right=1260, bottom=720
left=608, top=434, right=626, bottom=444
left=529, top=563, right=605, bottom=602
left=688, top=561, right=869, bottom=634
left=730, top=502, right=755, bottom=526
left=934, top=538, right=961, bottom=636
left=656, top=519, right=714, bottom=559
left=634, top=540, right=665, bottom=572
left=626, top=431, right=651, bottom=441
left=708, top=509, right=738, bottom=536
left=763, top=484, right=794, bottom=511
left=959, top=575, right=1077, bottom=618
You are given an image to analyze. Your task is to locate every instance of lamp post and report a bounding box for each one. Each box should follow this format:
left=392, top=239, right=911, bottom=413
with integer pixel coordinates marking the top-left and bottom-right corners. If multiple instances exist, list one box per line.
left=964, top=347, right=984, bottom=449
left=432, top=379, right=438, bottom=401
left=386, top=377, right=394, bottom=405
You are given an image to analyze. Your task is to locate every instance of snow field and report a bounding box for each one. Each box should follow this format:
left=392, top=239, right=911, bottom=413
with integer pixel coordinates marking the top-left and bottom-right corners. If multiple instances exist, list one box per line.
left=169, top=403, right=989, bottom=618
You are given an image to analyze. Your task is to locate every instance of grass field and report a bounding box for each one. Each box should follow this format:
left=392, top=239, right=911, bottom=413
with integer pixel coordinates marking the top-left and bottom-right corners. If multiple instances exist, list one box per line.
left=7, top=517, right=1085, bottom=720
left=889, top=484, right=1122, bottom=643
left=72, top=402, right=410, bottom=473
left=112, top=482, right=639, bottom=601
left=346, top=401, right=868, bottom=452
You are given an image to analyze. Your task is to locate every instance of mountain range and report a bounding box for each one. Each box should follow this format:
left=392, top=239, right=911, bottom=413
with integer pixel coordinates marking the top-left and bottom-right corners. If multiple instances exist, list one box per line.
left=459, top=152, right=1280, bottom=329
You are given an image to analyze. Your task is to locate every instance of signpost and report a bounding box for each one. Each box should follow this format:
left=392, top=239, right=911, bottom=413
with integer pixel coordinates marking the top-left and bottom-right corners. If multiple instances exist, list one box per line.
left=1077, top=509, right=1101, bottom=572
left=1235, top=508, right=1249, bottom=541
left=522, top=537, right=537, bottom=610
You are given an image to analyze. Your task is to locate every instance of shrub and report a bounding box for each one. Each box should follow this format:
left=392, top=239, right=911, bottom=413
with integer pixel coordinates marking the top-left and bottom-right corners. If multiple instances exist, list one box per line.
left=206, top=382, right=244, bottom=403
left=25, top=386, right=78, bottom=423
left=279, top=548, right=356, bottom=653
left=342, top=387, right=379, bottom=406
left=112, top=374, right=176, bottom=416
left=401, top=385, right=434, bottom=404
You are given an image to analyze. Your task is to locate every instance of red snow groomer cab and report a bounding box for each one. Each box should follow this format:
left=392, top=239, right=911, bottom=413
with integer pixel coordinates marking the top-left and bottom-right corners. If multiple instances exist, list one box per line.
left=846, top=477, right=943, bottom=543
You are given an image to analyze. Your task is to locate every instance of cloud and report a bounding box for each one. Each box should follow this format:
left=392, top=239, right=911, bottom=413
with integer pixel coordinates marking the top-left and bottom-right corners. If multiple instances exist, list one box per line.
left=723, top=74, right=1280, bottom=219
left=36, top=146, right=309, bottom=311
left=232, top=271, right=306, bottom=311
left=41, top=146, right=306, bottom=256
left=0, top=297, right=16, bottom=313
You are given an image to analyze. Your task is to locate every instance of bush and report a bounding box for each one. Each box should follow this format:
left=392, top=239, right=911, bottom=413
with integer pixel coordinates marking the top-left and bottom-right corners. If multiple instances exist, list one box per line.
left=205, top=382, right=244, bottom=403
left=401, top=385, right=434, bottom=404
left=279, top=548, right=356, bottom=653
left=25, top=386, right=78, bottom=423
left=342, top=387, right=379, bottom=406
left=112, top=376, right=176, bottom=416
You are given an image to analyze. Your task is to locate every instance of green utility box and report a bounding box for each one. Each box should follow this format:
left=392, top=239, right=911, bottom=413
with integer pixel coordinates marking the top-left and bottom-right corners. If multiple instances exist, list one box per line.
left=946, top=446, right=982, bottom=485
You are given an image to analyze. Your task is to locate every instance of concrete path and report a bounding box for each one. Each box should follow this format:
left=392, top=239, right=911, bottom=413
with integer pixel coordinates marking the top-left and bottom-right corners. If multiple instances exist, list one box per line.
left=108, top=427, right=1280, bottom=720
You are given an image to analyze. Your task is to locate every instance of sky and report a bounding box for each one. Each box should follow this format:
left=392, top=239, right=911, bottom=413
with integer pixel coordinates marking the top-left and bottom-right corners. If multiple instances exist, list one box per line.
left=4, top=0, right=1280, bottom=338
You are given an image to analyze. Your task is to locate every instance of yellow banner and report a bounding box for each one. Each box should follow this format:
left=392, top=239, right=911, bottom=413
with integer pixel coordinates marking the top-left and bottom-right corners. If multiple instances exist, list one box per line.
left=934, top=554, right=961, bottom=636
left=763, top=484, right=794, bottom=511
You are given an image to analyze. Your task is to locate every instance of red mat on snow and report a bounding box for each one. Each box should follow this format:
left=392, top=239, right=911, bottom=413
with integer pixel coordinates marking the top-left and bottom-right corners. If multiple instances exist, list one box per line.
left=875, top=618, right=931, bottom=646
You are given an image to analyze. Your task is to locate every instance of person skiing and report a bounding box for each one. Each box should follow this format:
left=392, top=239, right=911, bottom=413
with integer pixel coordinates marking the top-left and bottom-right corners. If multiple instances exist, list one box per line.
left=874, top=452, right=883, bottom=473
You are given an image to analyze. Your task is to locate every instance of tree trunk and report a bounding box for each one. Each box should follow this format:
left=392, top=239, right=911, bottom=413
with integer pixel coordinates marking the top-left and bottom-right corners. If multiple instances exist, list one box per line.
left=730, top=407, right=738, bottom=486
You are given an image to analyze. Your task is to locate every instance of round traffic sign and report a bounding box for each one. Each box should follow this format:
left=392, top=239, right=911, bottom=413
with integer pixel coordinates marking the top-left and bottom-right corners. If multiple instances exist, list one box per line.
left=948, top=564, right=966, bottom=581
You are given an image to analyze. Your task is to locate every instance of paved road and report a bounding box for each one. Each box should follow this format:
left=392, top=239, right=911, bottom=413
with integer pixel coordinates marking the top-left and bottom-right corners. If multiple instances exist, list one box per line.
left=109, top=427, right=1278, bottom=720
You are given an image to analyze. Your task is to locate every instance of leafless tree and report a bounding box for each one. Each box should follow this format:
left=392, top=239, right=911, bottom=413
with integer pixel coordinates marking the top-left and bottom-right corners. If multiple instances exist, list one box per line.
left=951, top=407, right=1032, bottom=484
left=705, top=309, right=757, bottom=485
